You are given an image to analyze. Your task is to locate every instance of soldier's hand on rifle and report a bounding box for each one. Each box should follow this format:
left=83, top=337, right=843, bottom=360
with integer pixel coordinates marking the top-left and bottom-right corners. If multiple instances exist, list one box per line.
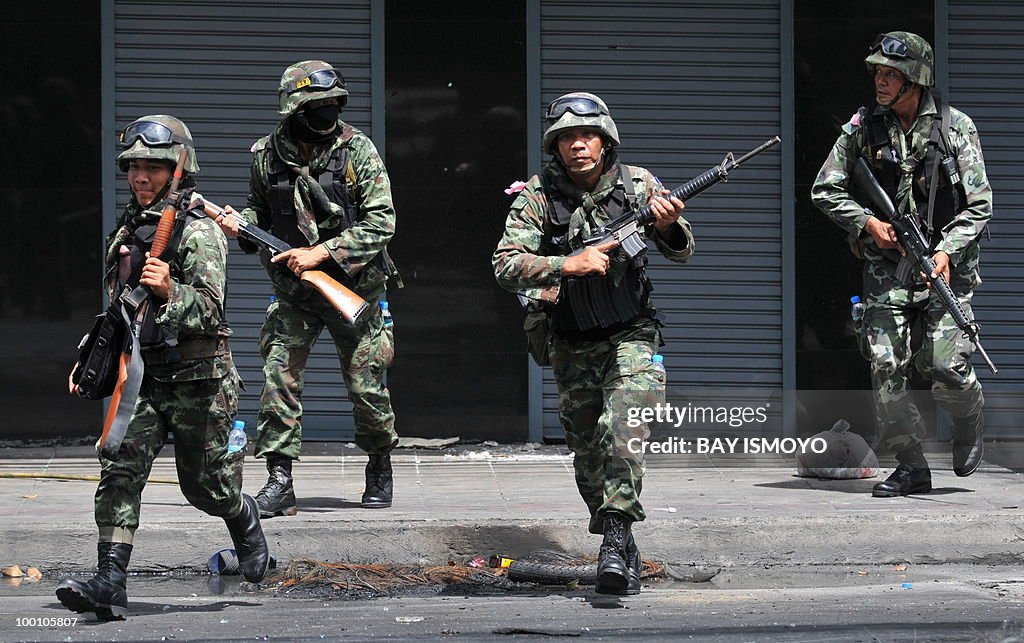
left=650, top=190, right=685, bottom=233
left=214, top=205, right=240, bottom=239
left=562, top=239, right=617, bottom=277
left=922, top=251, right=951, bottom=290
left=140, top=252, right=173, bottom=300
left=865, top=216, right=905, bottom=255
left=272, top=245, right=330, bottom=275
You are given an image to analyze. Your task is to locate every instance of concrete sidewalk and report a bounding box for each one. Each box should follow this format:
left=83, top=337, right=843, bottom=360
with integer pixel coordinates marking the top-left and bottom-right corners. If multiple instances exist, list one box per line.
left=1, top=441, right=1023, bottom=574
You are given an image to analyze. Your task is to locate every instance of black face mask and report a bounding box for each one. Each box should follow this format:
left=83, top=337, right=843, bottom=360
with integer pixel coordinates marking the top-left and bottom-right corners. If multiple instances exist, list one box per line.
left=290, top=102, right=340, bottom=144
left=303, top=102, right=340, bottom=132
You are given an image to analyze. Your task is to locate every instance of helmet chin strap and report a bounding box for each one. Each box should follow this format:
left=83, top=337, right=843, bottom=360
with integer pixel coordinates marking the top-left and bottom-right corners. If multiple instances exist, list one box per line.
left=564, top=146, right=607, bottom=175
left=881, top=80, right=914, bottom=108
left=134, top=178, right=171, bottom=209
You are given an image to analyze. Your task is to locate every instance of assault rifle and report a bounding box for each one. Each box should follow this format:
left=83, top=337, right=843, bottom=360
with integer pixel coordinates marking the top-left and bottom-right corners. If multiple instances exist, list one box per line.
left=852, top=156, right=997, bottom=374
left=200, top=199, right=369, bottom=323
left=576, top=136, right=781, bottom=258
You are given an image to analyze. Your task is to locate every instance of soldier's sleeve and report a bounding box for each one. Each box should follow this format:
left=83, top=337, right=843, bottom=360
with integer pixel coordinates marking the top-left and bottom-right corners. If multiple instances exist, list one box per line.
left=237, top=143, right=272, bottom=255
left=154, top=218, right=228, bottom=335
left=321, top=135, right=394, bottom=277
left=935, top=110, right=992, bottom=267
left=810, top=118, right=873, bottom=236
left=492, top=178, right=564, bottom=303
left=637, top=169, right=694, bottom=263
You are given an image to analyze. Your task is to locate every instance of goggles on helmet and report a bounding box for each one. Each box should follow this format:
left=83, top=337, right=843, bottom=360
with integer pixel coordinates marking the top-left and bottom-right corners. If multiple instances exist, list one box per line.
left=869, top=34, right=914, bottom=60
left=119, top=121, right=190, bottom=148
left=545, top=96, right=609, bottom=122
left=281, top=68, right=346, bottom=96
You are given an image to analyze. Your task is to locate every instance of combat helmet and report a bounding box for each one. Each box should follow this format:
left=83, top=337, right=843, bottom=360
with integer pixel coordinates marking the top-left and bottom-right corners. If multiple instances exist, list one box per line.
left=542, top=92, right=620, bottom=152
left=278, top=60, right=349, bottom=117
left=117, top=115, right=200, bottom=174
left=864, top=31, right=935, bottom=87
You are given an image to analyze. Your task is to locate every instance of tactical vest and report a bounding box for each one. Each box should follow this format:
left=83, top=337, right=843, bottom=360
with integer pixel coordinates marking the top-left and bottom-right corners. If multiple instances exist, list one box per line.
left=266, top=139, right=358, bottom=249
left=860, top=91, right=966, bottom=249
left=122, top=208, right=224, bottom=366
left=265, top=138, right=394, bottom=280
left=541, top=165, right=655, bottom=338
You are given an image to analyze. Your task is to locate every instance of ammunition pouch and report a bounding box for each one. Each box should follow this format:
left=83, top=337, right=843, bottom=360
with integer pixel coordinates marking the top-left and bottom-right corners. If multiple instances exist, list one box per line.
left=522, top=304, right=552, bottom=367
left=553, top=260, right=651, bottom=334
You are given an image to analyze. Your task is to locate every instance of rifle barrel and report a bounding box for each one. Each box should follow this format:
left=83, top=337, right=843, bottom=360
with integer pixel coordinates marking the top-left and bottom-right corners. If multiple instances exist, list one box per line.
left=732, top=135, right=781, bottom=167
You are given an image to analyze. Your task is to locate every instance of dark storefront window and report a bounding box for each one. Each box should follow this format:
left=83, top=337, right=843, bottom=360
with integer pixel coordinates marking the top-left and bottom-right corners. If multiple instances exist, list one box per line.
left=0, top=6, right=102, bottom=439
left=794, top=1, right=933, bottom=435
left=384, top=2, right=528, bottom=440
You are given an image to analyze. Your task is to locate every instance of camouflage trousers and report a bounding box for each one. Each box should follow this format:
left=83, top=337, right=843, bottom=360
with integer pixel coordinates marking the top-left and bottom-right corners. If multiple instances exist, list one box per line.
left=95, top=372, right=243, bottom=539
left=550, top=321, right=664, bottom=535
left=254, top=293, right=397, bottom=460
left=862, top=264, right=984, bottom=455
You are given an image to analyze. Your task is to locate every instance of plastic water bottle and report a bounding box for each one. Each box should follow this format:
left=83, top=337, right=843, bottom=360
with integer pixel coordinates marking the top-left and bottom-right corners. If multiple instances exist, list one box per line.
left=850, top=295, right=870, bottom=361
left=652, top=354, right=666, bottom=376
left=227, top=420, right=247, bottom=454
left=380, top=300, right=394, bottom=328
left=850, top=295, right=865, bottom=322
left=648, top=354, right=667, bottom=419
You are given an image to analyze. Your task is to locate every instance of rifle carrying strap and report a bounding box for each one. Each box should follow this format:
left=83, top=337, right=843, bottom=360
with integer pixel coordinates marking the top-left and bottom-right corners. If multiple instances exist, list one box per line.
left=97, top=302, right=145, bottom=461
left=924, top=88, right=952, bottom=241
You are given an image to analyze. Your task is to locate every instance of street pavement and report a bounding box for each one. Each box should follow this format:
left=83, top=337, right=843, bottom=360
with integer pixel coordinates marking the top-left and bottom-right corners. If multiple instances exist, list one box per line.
left=1, top=440, right=1023, bottom=640
left=0, top=440, right=1022, bottom=572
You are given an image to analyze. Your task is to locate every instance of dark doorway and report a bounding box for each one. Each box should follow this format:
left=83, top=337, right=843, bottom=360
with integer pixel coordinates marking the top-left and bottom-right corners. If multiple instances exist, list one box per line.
left=384, top=2, right=528, bottom=441
left=794, top=1, right=934, bottom=438
left=0, top=4, right=102, bottom=440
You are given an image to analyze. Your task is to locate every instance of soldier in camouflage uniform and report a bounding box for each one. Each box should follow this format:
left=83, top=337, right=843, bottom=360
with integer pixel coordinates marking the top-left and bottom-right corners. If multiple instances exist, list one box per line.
left=493, top=93, right=693, bottom=594
left=218, top=61, right=399, bottom=516
left=57, top=116, right=269, bottom=620
left=811, top=32, right=992, bottom=497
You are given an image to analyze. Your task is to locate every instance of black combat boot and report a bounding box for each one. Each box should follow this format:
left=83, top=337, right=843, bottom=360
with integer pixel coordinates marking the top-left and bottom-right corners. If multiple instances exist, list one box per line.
left=361, top=452, right=393, bottom=508
left=595, top=512, right=632, bottom=594
left=872, top=464, right=932, bottom=497
left=600, top=531, right=643, bottom=596
left=55, top=542, right=132, bottom=620
left=223, top=494, right=271, bottom=583
left=872, top=442, right=932, bottom=497
left=951, top=412, right=984, bottom=477
left=255, top=456, right=296, bottom=518
left=624, top=533, right=642, bottom=595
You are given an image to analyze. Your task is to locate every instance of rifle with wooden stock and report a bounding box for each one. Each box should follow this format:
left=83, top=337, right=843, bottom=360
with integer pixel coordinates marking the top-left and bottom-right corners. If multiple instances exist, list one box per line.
left=199, top=199, right=369, bottom=323
left=93, top=147, right=190, bottom=459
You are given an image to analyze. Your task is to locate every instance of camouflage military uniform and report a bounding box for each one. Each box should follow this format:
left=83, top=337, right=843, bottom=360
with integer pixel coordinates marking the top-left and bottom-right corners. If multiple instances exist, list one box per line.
left=58, top=117, right=267, bottom=622
left=96, top=196, right=242, bottom=537
left=240, top=119, right=398, bottom=460
left=494, top=156, right=693, bottom=534
left=812, top=74, right=992, bottom=456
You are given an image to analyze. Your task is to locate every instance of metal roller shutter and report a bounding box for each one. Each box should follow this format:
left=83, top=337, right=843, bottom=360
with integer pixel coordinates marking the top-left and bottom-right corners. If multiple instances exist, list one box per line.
left=113, top=0, right=373, bottom=439
left=948, top=1, right=1024, bottom=437
left=539, top=0, right=783, bottom=438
